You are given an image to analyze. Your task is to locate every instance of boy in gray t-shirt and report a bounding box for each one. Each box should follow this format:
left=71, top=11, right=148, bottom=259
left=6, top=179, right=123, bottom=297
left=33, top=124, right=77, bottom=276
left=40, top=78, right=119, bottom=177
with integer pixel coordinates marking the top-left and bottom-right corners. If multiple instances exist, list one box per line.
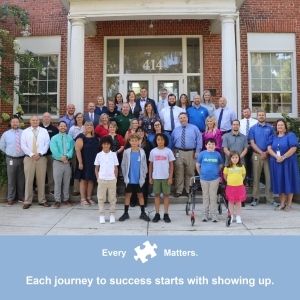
left=149, top=133, right=175, bottom=223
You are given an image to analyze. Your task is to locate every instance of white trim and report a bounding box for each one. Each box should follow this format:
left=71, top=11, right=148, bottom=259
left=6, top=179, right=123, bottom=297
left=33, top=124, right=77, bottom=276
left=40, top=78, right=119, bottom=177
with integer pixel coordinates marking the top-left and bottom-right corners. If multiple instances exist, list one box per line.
left=103, top=35, right=203, bottom=101
left=247, top=33, right=297, bottom=118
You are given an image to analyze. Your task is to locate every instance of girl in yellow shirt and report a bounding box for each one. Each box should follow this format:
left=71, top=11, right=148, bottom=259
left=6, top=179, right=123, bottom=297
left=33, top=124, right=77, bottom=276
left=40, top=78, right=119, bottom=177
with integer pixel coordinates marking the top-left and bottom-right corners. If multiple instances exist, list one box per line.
left=223, top=151, right=246, bottom=224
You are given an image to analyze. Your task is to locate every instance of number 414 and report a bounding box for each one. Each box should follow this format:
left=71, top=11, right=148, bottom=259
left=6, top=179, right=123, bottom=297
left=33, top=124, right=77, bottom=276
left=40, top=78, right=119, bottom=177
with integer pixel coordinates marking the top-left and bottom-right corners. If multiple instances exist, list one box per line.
left=143, top=59, right=163, bottom=70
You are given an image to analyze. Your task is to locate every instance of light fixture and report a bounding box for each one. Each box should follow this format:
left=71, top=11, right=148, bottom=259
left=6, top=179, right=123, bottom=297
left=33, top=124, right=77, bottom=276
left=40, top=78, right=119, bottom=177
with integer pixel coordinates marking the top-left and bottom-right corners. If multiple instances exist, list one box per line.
left=149, top=20, right=153, bottom=29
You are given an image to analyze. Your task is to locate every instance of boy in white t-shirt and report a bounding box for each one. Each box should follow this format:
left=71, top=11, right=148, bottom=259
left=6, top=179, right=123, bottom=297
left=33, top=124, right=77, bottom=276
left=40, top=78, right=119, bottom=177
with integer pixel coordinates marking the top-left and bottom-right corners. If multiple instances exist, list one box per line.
left=149, top=133, right=175, bottom=223
left=94, top=136, right=119, bottom=224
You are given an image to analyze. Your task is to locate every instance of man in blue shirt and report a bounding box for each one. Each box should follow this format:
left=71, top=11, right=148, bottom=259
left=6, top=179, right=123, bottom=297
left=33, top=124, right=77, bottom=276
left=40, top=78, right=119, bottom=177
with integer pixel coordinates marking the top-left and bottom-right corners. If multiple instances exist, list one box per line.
left=171, top=112, right=202, bottom=197
left=50, top=121, right=74, bottom=208
left=0, top=118, right=25, bottom=206
left=59, top=104, right=76, bottom=133
left=248, top=109, right=278, bottom=207
left=187, top=94, right=209, bottom=132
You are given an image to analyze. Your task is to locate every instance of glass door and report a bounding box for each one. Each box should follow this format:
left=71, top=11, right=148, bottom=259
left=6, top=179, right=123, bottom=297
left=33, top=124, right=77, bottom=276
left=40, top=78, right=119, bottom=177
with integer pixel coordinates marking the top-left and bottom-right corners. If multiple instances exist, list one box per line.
left=124, top=75, right=153, bottom=100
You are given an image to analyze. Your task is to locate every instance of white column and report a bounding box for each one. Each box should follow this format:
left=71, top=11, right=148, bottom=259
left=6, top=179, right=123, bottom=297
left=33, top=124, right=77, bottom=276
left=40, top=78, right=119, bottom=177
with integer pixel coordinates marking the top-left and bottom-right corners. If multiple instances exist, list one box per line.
left=68, top=18, right=86, bottom=114
left=220, top=14, right=238, bottom=114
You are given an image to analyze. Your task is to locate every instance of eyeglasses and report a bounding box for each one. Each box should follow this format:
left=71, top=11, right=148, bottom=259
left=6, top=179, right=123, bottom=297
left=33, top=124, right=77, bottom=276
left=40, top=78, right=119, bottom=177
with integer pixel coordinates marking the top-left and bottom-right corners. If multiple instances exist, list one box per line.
left=137, top=130, right=144, bottom=133
left=154, top=124, right=161, bottom=126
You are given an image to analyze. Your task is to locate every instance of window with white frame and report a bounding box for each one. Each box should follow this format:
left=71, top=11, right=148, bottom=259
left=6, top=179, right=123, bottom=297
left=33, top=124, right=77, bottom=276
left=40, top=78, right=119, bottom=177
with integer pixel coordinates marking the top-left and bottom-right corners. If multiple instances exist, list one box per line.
left=248, top=33, right=297, bottom=117
left=15, top=36, right=61, bottom=116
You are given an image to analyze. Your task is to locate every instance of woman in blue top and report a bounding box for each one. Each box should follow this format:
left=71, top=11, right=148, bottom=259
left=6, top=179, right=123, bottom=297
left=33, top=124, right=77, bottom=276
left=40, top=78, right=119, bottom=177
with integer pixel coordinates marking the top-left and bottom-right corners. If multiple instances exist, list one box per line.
left=94, top=95, right=108, bottom=115
left=147, top=120, right=172, bottom=149
left=201, top=90, right=216, bottom=116
left=267, top=119, right=299, bottom=211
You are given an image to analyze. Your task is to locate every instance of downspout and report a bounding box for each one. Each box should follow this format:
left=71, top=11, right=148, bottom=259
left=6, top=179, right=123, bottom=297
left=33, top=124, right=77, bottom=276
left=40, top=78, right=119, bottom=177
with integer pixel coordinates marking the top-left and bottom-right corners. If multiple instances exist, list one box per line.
left=236, top=15, right=242, bottom=119
left=67, top=13, right=71, bottom=106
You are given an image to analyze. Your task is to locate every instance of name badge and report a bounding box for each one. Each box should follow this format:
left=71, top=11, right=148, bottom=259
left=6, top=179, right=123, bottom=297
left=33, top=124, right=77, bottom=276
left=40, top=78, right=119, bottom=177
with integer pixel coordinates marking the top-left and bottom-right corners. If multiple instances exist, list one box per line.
left=148, top=125, right=152, bottom=130
left=276, top=151, right=280, bottom=156
left=10, top=159, right=13, bottom=166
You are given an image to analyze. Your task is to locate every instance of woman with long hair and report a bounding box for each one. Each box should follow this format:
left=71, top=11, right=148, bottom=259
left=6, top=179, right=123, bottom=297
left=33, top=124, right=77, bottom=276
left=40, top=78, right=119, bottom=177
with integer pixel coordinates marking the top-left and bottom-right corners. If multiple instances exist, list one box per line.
left=202, top=116, right=222, bottom=153
left=74, top=121, right=99, bottom=206
left=94, top=95, right=108, bottom=115
left=202, top=90, right=216, bottom=116
left=178, top=93, right=191, bottom=112
left=94, top=113, right=110, bottom=138
left=114, top=93, right=123, bottom=112
left=147, top=120, right=172, bottom=149
left=126, top=90, right=142, bottom=119
left=124, top=118, right=139, bottom=145
left=138, top=102, right=160, bottom=135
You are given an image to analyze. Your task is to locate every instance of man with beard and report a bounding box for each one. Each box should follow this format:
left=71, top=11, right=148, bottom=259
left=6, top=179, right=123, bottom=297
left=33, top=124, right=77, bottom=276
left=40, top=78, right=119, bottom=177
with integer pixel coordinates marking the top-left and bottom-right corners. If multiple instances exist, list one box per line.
left=0, top=117, right=25, bottom=206
left=248, top=109, right=278, bottom=207
left=59, top=104, right=76, bottom=133
left=39, top=112, right=59, bottom=195
left=187, top=94, right=209, bottom=132
left=159, top=94, right=184, bottom=134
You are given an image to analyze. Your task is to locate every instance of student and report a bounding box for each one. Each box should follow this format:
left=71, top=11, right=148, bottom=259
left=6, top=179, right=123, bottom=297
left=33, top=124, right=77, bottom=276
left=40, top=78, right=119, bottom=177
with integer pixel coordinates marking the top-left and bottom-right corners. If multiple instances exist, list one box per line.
left=119, top=133, right=150, bottom=222
left=223, top=151, right=246, bottom=224
left=149, top=133, right=175, bottom=223
left=94, top=136, right=119, bottom=224
left=196, top=138, right=223, bottom=222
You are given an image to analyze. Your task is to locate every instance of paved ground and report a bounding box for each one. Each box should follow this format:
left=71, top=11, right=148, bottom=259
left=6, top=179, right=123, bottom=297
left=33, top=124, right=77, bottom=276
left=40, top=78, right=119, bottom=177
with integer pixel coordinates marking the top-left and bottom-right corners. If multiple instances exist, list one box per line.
left=0, top=200, right=299, bottom=235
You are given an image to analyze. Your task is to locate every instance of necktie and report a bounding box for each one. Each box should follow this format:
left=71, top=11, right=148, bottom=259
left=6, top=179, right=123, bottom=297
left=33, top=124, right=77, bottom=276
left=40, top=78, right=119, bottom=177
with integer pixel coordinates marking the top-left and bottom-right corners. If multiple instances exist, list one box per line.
left=16, top=130, right=20, bottom=154
left=32, top=129, right=37, bottom=154
left=170, top=107, right=175, bottom=130
left=181, top=126, right=186, bottom=149
left=218, top=108, right=224, bottom=129
left=63, top=134, right=66, bottom=156
left=246, top=119, right=250, bottom=138
left=90, top=113, right=94, bottom=122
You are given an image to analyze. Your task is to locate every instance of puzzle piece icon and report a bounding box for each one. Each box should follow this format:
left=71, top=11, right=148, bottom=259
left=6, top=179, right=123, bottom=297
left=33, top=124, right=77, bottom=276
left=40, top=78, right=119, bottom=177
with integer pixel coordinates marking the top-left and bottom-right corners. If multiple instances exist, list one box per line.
left=134, top=241, right=157, bottom=263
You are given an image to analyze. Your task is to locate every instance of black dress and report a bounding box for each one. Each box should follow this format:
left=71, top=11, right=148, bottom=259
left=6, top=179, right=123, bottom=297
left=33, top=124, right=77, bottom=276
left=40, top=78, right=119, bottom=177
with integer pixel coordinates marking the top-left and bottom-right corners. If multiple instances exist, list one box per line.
left=74, top=133, right=99, bottom=181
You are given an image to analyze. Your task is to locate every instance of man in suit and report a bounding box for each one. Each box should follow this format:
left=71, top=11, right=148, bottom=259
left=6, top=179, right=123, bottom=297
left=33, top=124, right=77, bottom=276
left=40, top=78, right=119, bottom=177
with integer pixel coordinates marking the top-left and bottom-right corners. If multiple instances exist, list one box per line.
left=136, top=87, right=158, bottom=114
left=84, top=102, right=100, bottom=127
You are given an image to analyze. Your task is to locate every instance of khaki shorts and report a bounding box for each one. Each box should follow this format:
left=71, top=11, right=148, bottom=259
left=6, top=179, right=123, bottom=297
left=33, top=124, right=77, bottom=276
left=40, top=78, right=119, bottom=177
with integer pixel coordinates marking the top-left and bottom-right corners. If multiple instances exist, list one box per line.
left=153, top=179, right=170, bottom=195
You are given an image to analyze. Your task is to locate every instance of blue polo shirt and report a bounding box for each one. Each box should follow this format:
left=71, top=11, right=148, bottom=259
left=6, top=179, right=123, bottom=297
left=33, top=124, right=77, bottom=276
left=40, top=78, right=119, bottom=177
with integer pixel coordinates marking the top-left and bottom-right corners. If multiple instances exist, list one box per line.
left=187, top=105, right=209, bottom=132
left=248, top=123, right=274, bottom=152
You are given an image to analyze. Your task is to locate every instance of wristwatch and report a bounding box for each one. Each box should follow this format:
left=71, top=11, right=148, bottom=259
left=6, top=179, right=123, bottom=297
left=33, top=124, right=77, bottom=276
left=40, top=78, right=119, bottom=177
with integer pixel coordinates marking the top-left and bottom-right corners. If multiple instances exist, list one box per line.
left=38, top=153, right=42, bottom=157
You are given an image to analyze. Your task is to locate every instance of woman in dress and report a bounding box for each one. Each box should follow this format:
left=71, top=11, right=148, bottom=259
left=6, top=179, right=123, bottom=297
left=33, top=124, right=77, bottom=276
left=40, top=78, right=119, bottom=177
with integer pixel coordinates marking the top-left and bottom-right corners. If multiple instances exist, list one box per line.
left=114, top=93, right=123, bottom=112
left=94, top=113, right=110, bottom=138
left=138, top=102, right=160, bottom=136
left=107, top=100, right=120, bottom=122
left=94, top=95, right=108, bottom=116
left=178, top=93, right=191, bottom=112
left=124, top=118, right=139, bottom=145
left=267, top=119, right=299, bottom=211
left=202, top=90, right=216, bottom=116
left=202, top=116, right=222, bottom=153
left=126, top=90, right=142, bottom=119
left=147, top=120, right=172, bottom=149
left=74, top=121, right=99, bottom=206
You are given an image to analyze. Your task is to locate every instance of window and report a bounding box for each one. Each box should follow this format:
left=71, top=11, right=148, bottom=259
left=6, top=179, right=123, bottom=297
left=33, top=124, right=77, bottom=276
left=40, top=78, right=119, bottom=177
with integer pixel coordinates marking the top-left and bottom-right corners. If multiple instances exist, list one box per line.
left=14, top=36, right=61, bottom=116
left=248, top=33, right=297, bottom=117
left=19, top=55, right=58, bottom=115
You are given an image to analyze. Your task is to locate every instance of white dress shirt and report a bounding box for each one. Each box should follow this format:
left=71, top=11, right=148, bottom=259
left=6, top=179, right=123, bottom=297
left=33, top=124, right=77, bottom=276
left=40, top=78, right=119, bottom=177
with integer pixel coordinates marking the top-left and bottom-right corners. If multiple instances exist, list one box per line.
left=21, top=126, right=50, bottom=157
left=159, top=106, right=184, bottom=131
left=239, top=117, right=258, bottom=136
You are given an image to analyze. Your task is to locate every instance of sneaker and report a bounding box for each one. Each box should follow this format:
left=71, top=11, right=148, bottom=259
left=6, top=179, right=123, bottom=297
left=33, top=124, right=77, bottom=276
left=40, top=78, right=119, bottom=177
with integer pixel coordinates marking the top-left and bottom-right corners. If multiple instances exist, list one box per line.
left=266, top=201, right=279, bottom=207
left=140, top=212, right=150, bottom=222
left=160, top=193, right=164, bottom=198
left=150, top=192, right=155, bottom=197
left=110, top=215, right=115, bottom=224
left=236, top=216, right=242, bottom=224
left=211, top=214, right=218, bottom=222
left=119, top=213, right=129, bottom=222
left=163, top=213, right=171, bottom=223
left=152, top=213, right=161, bottom=223
left=201, top=213, right=208, bottom=222
left=250, top=198, right=259, bottom=206
left=99, top=216, right=105, bottom=224
left=230, top=214, right=234, bottom=224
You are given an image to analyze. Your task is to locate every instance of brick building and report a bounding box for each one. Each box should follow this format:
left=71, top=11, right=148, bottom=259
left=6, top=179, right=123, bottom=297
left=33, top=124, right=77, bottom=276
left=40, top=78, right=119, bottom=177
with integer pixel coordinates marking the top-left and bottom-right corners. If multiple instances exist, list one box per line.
left=1, top=0, right=299, bottom=133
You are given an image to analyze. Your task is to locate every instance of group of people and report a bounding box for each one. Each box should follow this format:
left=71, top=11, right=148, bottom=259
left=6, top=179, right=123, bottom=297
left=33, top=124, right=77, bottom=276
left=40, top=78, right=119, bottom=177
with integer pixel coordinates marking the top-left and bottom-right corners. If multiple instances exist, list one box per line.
left=0, top=86, right=299, bottom=225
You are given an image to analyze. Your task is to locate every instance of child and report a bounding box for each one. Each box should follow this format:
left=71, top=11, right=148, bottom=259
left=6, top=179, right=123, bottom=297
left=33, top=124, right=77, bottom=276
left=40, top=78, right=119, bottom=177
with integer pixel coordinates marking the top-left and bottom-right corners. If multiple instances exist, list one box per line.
left=223, top=150, right=246, bottom=224
left=119, top=133, right=150, bottom=222
left=149, top=133, right=175, bottom=223
left=196, top=138, right=223, bottom=222
left=94, top=136, right=119, bottom=224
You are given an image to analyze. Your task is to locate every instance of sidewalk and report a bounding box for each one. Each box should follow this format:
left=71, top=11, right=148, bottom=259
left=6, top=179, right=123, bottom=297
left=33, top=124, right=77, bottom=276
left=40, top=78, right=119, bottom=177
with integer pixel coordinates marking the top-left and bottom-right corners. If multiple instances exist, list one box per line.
left=0, top=200, right=299, bottom=236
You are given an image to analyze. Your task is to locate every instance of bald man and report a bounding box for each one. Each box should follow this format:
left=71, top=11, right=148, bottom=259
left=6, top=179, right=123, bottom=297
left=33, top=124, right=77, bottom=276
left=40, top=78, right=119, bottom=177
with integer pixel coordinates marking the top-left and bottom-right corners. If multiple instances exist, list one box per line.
left=84, top=102, right=100, bottom=128
left=40, top=112, right=59, bottom=195
left=21, top=115, right=51, bottom=209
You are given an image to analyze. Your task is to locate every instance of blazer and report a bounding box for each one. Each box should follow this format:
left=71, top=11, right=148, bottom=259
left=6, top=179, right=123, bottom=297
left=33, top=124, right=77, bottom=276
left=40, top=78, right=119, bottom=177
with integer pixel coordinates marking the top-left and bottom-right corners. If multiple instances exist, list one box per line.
left=136, top=98, right=158, bottom=114
left=84, top=113, right=100, bottom=128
